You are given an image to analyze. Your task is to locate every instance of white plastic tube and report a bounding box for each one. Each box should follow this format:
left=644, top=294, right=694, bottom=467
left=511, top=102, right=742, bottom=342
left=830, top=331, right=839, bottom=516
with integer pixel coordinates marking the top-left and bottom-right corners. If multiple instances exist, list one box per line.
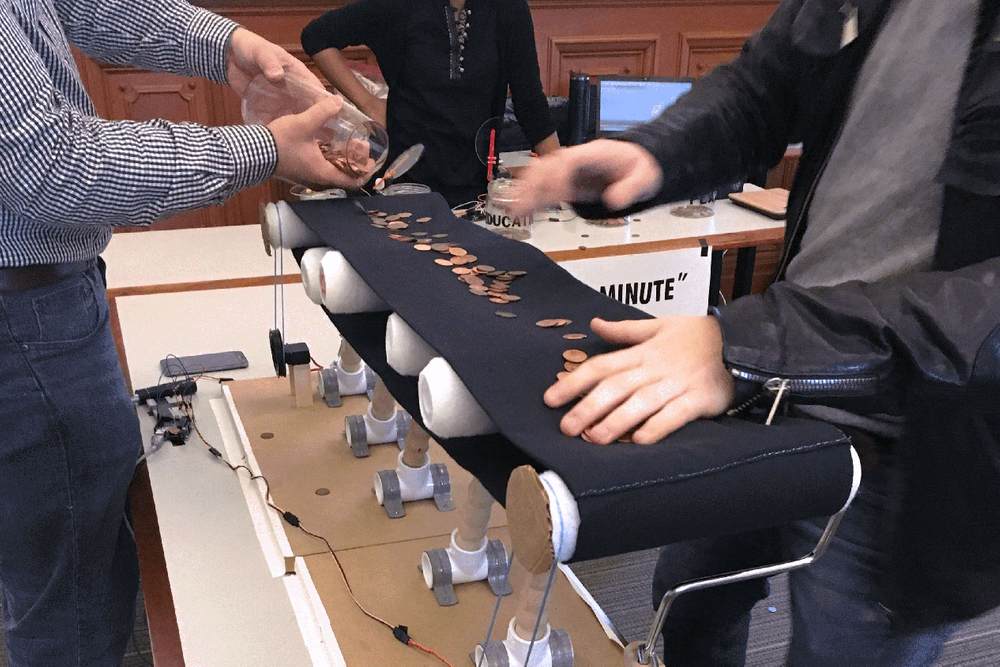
left=266, top=200, right=323, bottom=249
left=539, top=471, right=581, bottom=563
left=318, top=250, right=387, bottom=313
left=363, top=406, right=398, bottom=444
left=385, top=313, right=437, bottom=376
left=418, top=357, right=496, bottom=439
left=332, top=358, right=368, bottom=396
left=420, top=529, right=490, bottom=589
left=473, top=619, right=553, bottom=667
left=374, top=452, right=434, bottom=504
left=300, top=247, right=331, bottom=304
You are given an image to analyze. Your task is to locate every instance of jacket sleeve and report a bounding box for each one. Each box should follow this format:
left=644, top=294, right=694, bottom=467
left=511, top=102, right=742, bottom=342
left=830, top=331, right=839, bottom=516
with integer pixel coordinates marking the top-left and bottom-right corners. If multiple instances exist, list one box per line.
left=715, top=253, right=1000, bottom=415
left=575, top=0, right=803, bottom=219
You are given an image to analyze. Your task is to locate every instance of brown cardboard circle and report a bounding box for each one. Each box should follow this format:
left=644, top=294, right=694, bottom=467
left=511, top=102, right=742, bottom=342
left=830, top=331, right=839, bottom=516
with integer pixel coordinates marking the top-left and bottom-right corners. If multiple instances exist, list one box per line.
left=506, top=466, right=555, bottom=575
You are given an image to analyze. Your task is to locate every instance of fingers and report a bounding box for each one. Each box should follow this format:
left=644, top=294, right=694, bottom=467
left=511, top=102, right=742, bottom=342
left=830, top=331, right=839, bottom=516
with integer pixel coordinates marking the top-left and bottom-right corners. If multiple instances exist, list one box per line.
left=558, top=367, right=657, bottom=437
left=509, top=153, right=577, bottom=216
left=632, top=395, right=702, bottom=444
left=301, top=96, right=344, bottom=126
left=591, top=317, right=662, bottom=346
left=602, top=161, right=661, bottom=210
left=584, top=379, right=683, bottom=445
left=544, top=347, right=639, bottom=408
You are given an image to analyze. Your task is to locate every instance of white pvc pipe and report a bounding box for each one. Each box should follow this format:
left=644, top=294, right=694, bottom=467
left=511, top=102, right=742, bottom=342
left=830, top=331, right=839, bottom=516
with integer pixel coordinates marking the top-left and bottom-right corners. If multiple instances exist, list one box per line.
left=473, top=619, right=553, bottom=667
left=539, top=471, right=581, bottom=564
left=266, top=200, right=323, bottom=249
left=319, top=250, right=387, bottom=314
left=363, top=406, right=398, bottom=444
left=418, top=357, right=496, bottom=439
left=374, top=452, right=434, bottom=505
left=300, top=247, right=331, bottom=304
left=385, top=313, right=437, bottom=376
left=420, top=529, right=491, bottom=589
left=334, top=358, right=368, bottom=396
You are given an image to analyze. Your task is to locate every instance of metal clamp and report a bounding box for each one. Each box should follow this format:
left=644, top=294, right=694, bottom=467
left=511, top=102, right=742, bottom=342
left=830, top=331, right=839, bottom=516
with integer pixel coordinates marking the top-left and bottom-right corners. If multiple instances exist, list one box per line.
left=376, top=470, right=405, bottom=518
left=319, top=368, right=342, bottom=408
left=430, top=463, right=454, bottom=512
left=549, top=629, right=575, bottom=667
left=423, top=548, right=458, bottom=606
left=477, top=641, right=510, bottom=667
left=345, top=414, right=369, bottom=458
left=486, top=539, right=513, bottom=597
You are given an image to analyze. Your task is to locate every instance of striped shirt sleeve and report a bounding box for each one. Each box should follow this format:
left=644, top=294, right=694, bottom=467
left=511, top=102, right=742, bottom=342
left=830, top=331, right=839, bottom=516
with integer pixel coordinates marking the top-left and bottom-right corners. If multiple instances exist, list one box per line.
left=53, top=0, right=237, bottom=83
left=0, top=4, right=277, bottom=228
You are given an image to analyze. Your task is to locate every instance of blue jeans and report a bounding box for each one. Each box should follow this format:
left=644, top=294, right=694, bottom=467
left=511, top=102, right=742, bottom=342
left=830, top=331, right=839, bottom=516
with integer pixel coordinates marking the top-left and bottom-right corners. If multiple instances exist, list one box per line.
left=0, top=263, right=140, bottom=665
left=652, top=446, right=959, bottom=666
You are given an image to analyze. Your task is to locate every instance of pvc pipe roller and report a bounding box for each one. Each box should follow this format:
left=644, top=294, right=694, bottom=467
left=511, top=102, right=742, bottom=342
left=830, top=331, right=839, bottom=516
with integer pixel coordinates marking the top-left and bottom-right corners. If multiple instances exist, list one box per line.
left=265, top=200, right=323, bottom=250
left=318, top=250, right=387, bottom=314
left=385, top=313, right=437, bottom=377
left=420, top=479, right=498, bottom=588
left=300, top=247, right=332, bottom=305
left=374, top=451, right=435, bottom=505
left=418, top=357, right=496, bottom=439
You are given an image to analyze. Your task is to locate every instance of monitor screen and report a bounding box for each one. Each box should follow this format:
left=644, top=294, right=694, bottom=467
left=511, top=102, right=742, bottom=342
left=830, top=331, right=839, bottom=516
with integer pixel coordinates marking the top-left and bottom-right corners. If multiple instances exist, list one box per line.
left=598, top=78, right=693, bottom=134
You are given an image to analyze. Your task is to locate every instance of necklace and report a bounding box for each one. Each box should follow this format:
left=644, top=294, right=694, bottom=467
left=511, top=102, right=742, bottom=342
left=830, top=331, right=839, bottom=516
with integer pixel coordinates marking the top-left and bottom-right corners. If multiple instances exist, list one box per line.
left=446, top=2, right=472, bottom=80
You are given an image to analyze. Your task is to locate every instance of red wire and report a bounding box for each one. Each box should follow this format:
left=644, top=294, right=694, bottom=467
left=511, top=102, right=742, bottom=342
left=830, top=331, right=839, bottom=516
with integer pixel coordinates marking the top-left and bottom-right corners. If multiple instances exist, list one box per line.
left=486, top=128, right=497, bottom=182
left=409, top=639, right=455, bottom=667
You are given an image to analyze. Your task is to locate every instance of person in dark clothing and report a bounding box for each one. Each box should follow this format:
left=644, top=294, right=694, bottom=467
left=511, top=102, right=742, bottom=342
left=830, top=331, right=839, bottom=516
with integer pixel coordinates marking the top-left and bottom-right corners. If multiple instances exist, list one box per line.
left=510, top=0, right=1000, bottom=664
left=302, top=0, right=559, bottom=207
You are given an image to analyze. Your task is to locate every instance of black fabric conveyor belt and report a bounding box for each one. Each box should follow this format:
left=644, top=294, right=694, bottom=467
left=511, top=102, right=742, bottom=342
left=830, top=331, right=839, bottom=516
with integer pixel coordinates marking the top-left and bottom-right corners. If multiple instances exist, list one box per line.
left=291, top=194, right=856, bottom=561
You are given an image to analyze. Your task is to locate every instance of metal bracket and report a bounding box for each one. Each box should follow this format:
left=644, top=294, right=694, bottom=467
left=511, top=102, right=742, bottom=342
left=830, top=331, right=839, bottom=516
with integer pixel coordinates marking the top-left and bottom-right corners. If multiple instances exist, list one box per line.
left=430, top=463, right=454, bottom=512
left=423, top=548, right=458, bottom=606
left=395, top=411, right=412, bottom=450
left=364, top=366, right=376, bottom=391
left=549, top=629, right=575, bottom=667
left=376, top=470, right=405, bottom=518
left=319, top=368, right=342, bottom=408
left=478, top=641, right=510, bottom=667
left=345, top=414, right=369, bottom=458
left=486, top=539, right=513, bottom=597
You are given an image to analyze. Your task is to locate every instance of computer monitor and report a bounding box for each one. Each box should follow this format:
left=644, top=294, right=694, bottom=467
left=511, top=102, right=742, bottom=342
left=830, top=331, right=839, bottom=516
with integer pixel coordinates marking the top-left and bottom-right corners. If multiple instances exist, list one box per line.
left=597, top=76, right=694, bottom=135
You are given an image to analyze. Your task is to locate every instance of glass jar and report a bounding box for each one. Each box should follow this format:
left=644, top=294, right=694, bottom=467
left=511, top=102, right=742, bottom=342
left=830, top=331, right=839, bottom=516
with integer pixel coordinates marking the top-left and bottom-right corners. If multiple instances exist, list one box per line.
left=482, top=178, right=532, bottom=241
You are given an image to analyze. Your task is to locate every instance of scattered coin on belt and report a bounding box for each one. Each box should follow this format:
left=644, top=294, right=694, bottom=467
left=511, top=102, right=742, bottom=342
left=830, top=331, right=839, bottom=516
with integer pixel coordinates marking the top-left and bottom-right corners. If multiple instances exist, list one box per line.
left=537, top=319, right=571, bottom=328
left=452, top=267, right=472, bottom=275
left=563, top=333, right=588, bottom=340
left=508, top=270, right=528, bottom=277
left=387, top=221, right=408, bottom=230
left=416, top=217, right=432, bottom=223
left=432, top=233, right=449, bottom=239
left=495, top=311, right=517, bottom=318
left=397, top=212, right=413, bottom=218
left=490, top=297, right=507, bottom=304
left=412, top=231, right=428, bottom=237
left=503, top=294, right=521, bottom=302
left=434, top=258, right=453, bottom=266
left=564, top=361, right=582, bottom=372
left=431, top=243, right=451, bottom=253
left=475, top=265, right=495, bottom=273
left=414, top=244, right=432, bottom=251
left=449, top=247, right=468, bottom=257
left=563, top=349, right=588, bottom=363
left=556, top=372, right=570, bottom=381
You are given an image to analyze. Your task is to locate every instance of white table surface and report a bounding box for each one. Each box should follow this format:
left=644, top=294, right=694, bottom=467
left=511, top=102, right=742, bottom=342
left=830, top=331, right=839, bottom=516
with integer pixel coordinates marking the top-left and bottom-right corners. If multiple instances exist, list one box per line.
left=119, top=285, right=343, bottom=666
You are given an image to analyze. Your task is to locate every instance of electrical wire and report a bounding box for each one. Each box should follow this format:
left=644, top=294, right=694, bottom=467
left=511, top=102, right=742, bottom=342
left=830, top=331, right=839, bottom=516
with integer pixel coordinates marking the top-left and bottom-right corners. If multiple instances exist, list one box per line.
left=180, top=398, right=453, bottom=666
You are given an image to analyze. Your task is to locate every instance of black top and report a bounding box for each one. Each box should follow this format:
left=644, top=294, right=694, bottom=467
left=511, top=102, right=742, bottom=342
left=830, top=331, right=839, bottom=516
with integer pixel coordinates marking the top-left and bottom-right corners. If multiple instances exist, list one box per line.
left=302, top=0, right=554, bottom=206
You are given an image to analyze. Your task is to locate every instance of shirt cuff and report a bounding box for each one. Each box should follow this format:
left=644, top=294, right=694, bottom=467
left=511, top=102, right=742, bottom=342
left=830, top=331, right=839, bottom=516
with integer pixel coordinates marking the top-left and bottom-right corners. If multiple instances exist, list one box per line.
left=214, top=125, right=278, bottom=193
left=185, top=8, right=240, bottom=84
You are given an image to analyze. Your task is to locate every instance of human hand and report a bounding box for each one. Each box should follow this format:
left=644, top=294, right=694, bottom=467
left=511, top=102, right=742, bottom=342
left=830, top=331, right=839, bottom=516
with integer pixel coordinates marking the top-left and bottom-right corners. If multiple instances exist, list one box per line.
left=268, top=97, right=365, bottom=189
left=363, top=97, right=388, bottom=129
left=227, top=28, right=324, bottom=97
left=545, top=316, right=734, bottom=445
left=507, top=139, right=663, bottom=216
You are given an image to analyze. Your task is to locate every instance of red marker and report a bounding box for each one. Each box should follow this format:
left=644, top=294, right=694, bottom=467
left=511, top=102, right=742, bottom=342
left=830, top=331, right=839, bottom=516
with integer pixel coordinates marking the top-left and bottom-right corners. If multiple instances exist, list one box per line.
left=486, top=128, right=497, bottom=182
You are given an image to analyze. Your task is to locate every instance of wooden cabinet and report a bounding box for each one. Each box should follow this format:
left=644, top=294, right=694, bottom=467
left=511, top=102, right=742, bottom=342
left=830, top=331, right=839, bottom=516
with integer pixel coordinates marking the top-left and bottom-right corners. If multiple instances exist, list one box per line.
left=75, top=0, right=784, bottom=234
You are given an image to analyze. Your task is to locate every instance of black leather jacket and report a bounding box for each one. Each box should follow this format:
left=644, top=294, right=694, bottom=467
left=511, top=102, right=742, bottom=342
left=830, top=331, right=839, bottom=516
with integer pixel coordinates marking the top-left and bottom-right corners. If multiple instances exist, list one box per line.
left=597, top=0, right=1000, bottom=626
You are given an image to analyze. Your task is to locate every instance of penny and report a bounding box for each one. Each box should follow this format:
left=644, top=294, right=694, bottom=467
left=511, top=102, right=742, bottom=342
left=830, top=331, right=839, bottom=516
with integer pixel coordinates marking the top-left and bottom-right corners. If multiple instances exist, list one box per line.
left=412, top=232, right=428, bottom=237
left=508, top=270, right=527, bottom=277
left=414, top=244, right=432, bottom=251
left=260, top=432, right=275, bottom=439
left=452, top=267, right=472, bottom=275
left=564, top=361, right=582, bottom=372
left=536, top=319, right=569, bottom=328
left=502, top=294, right=521, bottom=302
left=434, top=258, right=453, bottom=266
left=475, top=265, right=496, bottom=273
left=470, top=286, right=489, bottom=295
left=463, top=255, right=478, bottom=263
left=563, top=333, right=588, bottom=340
left=315, top=488, right=331, bottom=496
left=431, top=243, right=451, bottom=253
left=385, top=214, right=402, bottom=222
left=556, top=372, right=570, bottom=381
left=416, top=217, right=432, bottom=223
left=495, top=311, right=517, bottom=318
left=563, top=349, right=588, bottom=363
left=449, top=247, right=468, bottom=257
left=431, top=233, right=449, bottom=239
left=397, top=212, right=413, bottom=218
left=387, top=221, right=408, bottom=230
left=489, top=297, right=507, bottom=304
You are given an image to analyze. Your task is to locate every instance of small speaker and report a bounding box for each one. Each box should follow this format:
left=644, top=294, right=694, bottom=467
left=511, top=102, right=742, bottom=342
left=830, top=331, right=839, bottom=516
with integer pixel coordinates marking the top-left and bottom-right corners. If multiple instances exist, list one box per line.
left=567, top=72, right=594, bottom=145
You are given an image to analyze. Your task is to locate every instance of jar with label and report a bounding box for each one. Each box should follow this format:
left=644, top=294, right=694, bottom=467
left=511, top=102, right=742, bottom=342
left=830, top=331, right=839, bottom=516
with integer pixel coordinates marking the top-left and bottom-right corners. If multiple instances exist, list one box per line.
left=482, top=178, right=532, bottom=241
